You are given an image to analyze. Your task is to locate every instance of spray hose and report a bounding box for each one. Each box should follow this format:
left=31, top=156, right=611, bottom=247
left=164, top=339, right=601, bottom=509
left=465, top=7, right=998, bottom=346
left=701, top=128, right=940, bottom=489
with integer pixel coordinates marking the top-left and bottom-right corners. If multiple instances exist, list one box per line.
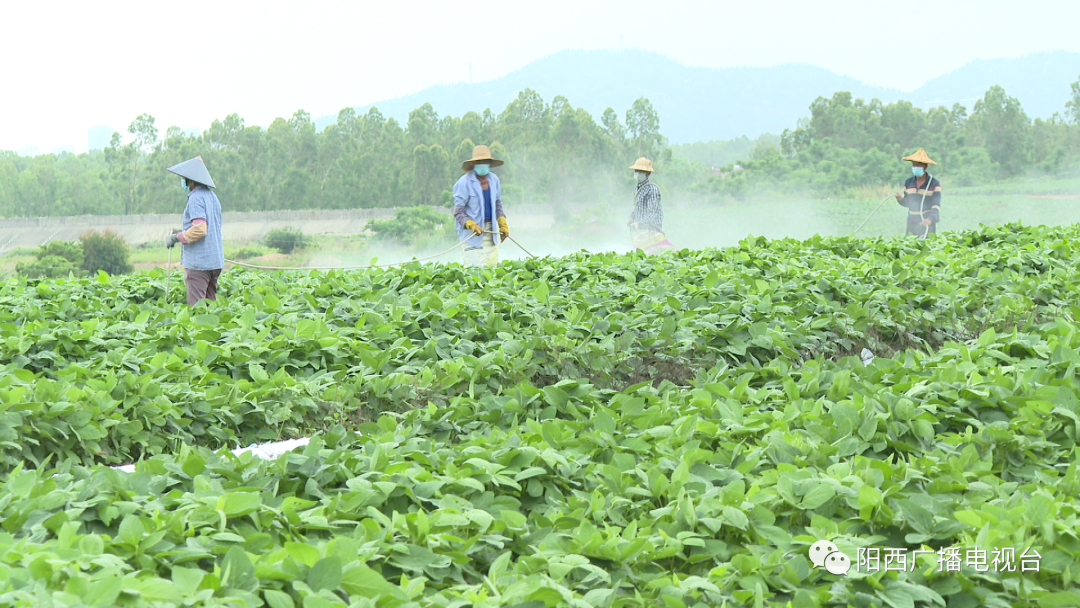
left=222, top=230, right=537, bottom=271
left=849, top=185, right=933, bottom=240
left=848, top=195, right=895, bottom=238
left=165, top=246, right=172, bottom=301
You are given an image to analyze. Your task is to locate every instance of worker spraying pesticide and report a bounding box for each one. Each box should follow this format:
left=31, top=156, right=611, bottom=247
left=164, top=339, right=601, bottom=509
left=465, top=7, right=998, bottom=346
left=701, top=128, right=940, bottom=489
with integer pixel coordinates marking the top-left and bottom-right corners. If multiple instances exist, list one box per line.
left=164, top=156, right=224, bottom=305
left=453, top=145, right=510, bottom=267
left=626, top=157, right=675, bottom=254
left=895, top=148, right=941, bottom=238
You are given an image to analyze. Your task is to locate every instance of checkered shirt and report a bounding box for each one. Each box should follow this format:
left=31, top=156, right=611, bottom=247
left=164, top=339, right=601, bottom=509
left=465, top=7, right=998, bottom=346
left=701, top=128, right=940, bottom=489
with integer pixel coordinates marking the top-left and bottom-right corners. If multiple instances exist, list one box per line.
left=631, top=178, right=664, bottom=232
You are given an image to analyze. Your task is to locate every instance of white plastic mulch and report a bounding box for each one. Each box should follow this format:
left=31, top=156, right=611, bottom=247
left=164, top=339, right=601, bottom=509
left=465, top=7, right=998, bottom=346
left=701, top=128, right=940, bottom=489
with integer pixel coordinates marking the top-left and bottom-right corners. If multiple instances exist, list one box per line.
left=110, top=437, right=312, bottom=473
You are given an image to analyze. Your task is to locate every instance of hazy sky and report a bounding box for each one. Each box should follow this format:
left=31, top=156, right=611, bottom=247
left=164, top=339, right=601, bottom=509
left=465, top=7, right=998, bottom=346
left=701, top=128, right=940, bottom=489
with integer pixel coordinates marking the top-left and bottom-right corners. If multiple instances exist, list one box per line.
left=5, top=0, right=1080, bottom=154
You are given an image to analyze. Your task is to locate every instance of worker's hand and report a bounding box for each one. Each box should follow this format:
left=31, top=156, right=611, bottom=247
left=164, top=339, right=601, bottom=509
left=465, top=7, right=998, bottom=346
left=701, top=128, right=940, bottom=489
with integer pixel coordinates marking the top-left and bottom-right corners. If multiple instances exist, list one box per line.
left=165, top=231, right=180, bottom=249
left=894, top=192, right=903, bottom=202
left=464, top=219, right=483, bottom=236
left=921, top=219, right=932, bottom=227
left=497, top=217, right=509, bottom=242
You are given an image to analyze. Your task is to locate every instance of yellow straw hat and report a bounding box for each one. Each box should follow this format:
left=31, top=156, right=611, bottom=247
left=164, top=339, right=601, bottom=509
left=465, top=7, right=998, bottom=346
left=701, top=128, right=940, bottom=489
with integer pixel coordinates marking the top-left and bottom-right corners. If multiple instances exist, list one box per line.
left=902, top=148, right=937, bottom=165
left=629, top=157, right=656, bottom=172
left=461, top=145, right=505, bottom=171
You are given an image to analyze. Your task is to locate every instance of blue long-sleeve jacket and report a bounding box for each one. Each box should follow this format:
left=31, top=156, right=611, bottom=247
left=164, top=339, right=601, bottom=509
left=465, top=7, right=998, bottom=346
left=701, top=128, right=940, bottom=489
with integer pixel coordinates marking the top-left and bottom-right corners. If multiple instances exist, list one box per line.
left=453, top=171, right=506, bottom=248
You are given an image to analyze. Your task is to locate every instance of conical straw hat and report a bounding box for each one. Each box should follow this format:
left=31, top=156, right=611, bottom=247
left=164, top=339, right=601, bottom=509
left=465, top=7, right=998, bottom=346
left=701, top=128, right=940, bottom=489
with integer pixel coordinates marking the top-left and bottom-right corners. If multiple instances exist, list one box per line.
left=462, top=145, right=505, bottom=171
left=902, top=148, right=937, bottom=165
left=629, top=157, right=656, bottom=172
left=166, top=156, right=217, bottom=188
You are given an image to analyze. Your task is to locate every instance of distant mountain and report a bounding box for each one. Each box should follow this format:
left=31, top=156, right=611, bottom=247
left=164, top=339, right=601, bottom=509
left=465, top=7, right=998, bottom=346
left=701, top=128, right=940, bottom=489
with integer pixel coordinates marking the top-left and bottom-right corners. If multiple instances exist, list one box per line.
left=912, top=51, right=1080, bottom=119
left=314, top=49, right=1080, bottom=144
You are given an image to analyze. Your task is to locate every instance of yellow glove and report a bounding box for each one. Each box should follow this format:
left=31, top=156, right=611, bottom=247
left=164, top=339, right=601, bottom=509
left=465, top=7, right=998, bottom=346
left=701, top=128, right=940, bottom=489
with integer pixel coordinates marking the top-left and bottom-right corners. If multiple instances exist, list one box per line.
left=464, top=219, right=483, bottom=236
left=497, top=217, right=509, bottom=242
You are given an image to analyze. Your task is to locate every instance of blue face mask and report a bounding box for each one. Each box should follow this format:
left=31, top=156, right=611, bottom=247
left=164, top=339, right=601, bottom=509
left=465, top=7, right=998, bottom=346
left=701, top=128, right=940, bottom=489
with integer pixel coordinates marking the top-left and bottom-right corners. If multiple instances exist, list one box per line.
left=180, top=178, right=190, bottom=192
left=474, top=164, right=490, bottom=177
left=912, top=167, right=925, bottom=177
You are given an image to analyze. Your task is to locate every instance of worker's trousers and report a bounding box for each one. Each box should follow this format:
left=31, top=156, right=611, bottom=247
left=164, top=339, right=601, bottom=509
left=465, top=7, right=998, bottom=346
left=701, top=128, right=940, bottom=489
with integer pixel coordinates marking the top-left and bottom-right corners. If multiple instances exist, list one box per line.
left=907, top=221, right=937, bottom=236
left=463, top=222, right=498, bottom=267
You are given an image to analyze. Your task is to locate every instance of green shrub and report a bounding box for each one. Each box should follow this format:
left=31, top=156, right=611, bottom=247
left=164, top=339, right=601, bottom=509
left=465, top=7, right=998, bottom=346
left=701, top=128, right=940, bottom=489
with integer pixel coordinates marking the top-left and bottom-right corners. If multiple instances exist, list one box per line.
left=228, top=247, right=267, bottom=260
left=264, top=227, right=310, bottom=254
left=366, top=206, right=454, bottom=243
left=38, top=240, right=85, bottom=266
left=79, top=229, right=134, bottom=276
left=16, top=255, right=84, bottom=279
left=15, top=240, right=86, bottom=279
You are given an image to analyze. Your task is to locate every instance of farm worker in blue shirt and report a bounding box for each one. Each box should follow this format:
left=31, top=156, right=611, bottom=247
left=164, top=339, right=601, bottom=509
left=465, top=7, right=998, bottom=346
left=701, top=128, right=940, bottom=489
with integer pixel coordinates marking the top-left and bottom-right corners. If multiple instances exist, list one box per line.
left=453, top=145, right=509, bottom=267
left=164, top=156, right=225, bottom=305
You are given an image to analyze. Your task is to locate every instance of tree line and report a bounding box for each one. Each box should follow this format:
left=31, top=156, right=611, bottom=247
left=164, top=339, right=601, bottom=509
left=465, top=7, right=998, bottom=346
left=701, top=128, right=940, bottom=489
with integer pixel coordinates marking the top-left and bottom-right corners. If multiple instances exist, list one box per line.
left=4, top=76, right=1080, bottom=219
left=0, top=91, right=669, bottom=219
left=697, top=79, right=1080, bottom=201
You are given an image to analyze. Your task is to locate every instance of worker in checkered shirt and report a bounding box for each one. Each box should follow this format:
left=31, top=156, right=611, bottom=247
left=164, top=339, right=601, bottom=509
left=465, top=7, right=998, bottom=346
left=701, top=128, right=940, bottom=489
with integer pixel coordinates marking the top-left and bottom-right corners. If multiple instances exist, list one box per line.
left=626, top=157, right=674, bottom=254
left=164, top=156, right=225, bottom=305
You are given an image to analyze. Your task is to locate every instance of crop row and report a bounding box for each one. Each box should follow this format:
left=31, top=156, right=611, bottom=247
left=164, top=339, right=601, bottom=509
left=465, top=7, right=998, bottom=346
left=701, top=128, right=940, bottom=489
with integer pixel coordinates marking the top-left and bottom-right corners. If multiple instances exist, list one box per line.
left=3, top=223, right=1080, bottom=606
left=2, top=314, right=1080, bottom=606
left=1, top=223, right=1076, bottom=473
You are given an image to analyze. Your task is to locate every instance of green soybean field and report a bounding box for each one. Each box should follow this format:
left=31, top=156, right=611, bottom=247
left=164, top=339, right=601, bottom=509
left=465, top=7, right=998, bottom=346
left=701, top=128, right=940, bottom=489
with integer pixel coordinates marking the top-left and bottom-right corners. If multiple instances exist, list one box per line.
left=2, top=222, right=1079, bottom=608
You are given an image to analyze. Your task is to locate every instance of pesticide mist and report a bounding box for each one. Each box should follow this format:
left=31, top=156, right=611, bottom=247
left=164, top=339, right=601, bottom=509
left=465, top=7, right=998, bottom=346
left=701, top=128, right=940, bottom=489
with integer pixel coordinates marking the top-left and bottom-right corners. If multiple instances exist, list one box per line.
left=296, top=179, right=1080, bottom=269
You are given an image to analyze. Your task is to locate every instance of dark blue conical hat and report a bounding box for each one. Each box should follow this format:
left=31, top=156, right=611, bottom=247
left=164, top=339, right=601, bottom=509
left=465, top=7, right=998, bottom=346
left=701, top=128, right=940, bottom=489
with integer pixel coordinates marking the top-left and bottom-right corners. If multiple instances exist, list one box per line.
left=166, top=156, right=216, bottom=188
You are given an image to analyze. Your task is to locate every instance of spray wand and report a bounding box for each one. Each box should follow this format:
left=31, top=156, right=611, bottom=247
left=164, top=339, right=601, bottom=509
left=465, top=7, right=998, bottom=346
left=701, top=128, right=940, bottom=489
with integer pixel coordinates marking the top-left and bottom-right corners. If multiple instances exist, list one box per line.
left=849, top=195, right=895, bottom=238
left=165, top=245, right=172, bottom=302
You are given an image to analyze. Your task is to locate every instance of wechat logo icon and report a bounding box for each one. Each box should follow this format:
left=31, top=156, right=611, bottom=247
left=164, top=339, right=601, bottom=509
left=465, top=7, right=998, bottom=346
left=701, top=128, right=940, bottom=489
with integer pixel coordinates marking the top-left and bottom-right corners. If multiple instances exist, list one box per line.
left=809, top=540, right=851, bottom=575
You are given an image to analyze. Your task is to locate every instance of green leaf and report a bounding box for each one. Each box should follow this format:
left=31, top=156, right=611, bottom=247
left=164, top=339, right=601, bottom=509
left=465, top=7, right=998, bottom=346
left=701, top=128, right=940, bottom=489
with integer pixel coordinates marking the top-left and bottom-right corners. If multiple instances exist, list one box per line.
left=500, top=510, right=527, bottom=529
left=265, top=590, right=296, bottom=608
left=671, top=461, right=690, bottom=487
left=134, top=578, right=184, bottom=603
left=182, top=454, right=206, bottom=478
left=389, top=544, right=452, bottom=572
left=170, top=566, right=205, bottom=596
left=340, top=562, right=409, bottom=600
left=117, top=514, right=144, bottom=545
left=307, top=556, right=343, bottom=592
left=533, top=281, right=549, bottom=304
left=467, top=509, right=495, bottom=531
left=858, top=485, right=882, bottom=510
left=896, top=499, right=934, bottom=535
left=879, top=586, right=916, bottom=608
left=1038, top=591, right=1080, bottom=607
left=953, top=510, right=982, bottom=528
left=858, top=415, right=878, bottom=442
left=527, top=587, right=565, bottom=606
left=194, top=313, right=220, bottom=326
left=286, top=542, right=321, bottom=567
left=488, top=550, right=512, bottom=582
left=593, top=410, right=615, bottom=436
left=800, top=484, right=835, bottom=510
left=220, top=492, right=262, bottom=517
left=85, top=576, right=122, bottom=606
left=301, top=596, right=339, bottom=608
left=722, top=506, right=749, bottom=530
left=249, top=363, right=270, bottom=384
left=513, top=467, right=548, bottom=482
left=221, top=545, right=256, bottom=592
